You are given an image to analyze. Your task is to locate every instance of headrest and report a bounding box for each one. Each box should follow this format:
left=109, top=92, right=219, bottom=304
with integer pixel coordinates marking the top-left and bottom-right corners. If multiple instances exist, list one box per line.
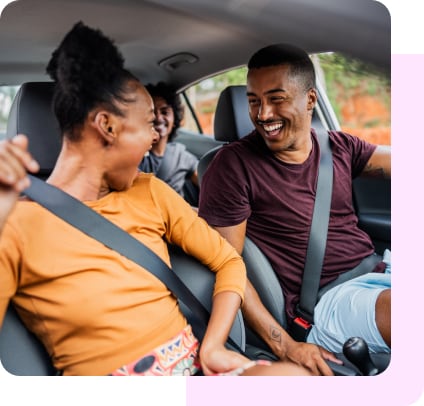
left=6, top=82, right=61, bottom=178
left=213, top=85, right=254, bottom=142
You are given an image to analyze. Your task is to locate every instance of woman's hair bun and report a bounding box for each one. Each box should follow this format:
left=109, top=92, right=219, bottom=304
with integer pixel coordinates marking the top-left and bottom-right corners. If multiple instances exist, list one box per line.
left=46, top=21, right=125, bottom=94
left=46, top=21, right=137, bottom=137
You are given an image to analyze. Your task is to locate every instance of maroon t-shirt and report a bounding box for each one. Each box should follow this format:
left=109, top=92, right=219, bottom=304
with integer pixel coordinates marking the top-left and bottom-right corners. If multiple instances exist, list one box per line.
left=198, top=129, right=377, bottom=323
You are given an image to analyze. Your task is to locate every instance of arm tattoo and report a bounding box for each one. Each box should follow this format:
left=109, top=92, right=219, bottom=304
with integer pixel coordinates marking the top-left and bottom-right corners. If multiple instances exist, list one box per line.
left=363, top=163, right=389, bottom=179
left=270, top=326, right=282, bottom=343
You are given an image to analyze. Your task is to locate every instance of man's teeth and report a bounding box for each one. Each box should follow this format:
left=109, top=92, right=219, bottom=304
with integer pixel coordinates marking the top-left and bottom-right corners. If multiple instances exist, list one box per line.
left=263, top=123, right=283, bottom=132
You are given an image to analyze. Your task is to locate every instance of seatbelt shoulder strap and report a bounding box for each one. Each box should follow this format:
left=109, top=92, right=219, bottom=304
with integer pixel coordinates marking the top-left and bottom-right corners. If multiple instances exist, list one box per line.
left=291, top=127, right=333, bottom=340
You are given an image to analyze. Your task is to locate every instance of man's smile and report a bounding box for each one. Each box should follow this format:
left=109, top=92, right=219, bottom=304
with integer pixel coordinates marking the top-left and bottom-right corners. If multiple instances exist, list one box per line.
left=257, top=120, right=285, bottom=138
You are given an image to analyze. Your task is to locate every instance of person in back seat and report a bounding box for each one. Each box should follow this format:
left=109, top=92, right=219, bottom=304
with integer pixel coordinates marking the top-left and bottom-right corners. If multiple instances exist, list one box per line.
left=0, top=22, right=314, bottom=376
left=199, top=43, right=391, bottom=370
left=139, top=82, right=199, bottom=206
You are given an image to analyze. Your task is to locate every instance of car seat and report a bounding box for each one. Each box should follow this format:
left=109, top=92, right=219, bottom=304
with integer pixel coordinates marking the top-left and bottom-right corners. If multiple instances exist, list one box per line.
left=6, top=82, right=61, bottom=180
left=198, top=85, right=391, bottom=373
left=0, top=82, right=246, bottom=375
left=197, top=85, right=254, bottom=186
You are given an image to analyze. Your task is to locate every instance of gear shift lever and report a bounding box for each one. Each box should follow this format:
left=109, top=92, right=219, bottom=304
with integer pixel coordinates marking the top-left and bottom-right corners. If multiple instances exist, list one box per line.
left=343, top=337, right=379, bottom=376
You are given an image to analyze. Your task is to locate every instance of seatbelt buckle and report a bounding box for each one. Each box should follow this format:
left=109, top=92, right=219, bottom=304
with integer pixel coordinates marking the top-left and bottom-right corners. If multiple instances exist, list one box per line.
left=291, top=304, right=313, bottom=342
left=291, top=316, right=312, bottom=342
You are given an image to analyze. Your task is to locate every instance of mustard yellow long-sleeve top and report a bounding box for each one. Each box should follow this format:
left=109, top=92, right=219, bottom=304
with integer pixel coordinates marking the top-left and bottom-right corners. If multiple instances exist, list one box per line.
left=0, top=174, right=246, bottom=375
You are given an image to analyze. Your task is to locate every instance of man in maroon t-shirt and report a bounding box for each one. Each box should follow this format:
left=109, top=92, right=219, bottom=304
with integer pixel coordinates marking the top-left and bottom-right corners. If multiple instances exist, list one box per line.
left=199, top=43, right=391, bottom=376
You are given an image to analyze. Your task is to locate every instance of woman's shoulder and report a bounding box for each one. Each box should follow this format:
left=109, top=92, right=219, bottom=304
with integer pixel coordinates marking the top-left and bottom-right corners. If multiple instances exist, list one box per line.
left=130, top=172, right=159, bottom=193
left=2, top=199, right=57, bottom=244
left=130, top=172, right=177, bottom=197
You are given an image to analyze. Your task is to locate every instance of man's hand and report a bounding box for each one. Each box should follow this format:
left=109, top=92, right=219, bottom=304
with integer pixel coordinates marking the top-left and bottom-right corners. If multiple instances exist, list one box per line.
left=0, top=134, right=39, bottom=231
left=283, top=340, right=342, bottom=376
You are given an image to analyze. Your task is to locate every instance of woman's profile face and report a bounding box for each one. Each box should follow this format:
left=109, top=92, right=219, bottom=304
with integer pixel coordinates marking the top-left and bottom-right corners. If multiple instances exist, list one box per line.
left=152, top=96, right=175, bottom=142
left=105, top=82, right=158, bottom=190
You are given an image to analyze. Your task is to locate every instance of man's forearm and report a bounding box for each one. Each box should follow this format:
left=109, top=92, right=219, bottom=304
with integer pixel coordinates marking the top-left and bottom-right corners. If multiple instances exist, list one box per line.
left=241, top=279, right=294, bottom=359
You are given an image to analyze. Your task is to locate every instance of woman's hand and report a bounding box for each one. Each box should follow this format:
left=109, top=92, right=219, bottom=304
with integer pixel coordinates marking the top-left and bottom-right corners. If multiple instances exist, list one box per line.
left=197, top=291, right=247, bottom=375
left=0, top=134, right=39, bottom=231
left=199, top=342, right=249, bottom=376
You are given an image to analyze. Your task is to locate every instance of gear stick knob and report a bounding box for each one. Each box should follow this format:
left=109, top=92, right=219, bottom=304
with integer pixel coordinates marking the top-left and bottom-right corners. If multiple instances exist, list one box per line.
left=343, top=337, right=379, bottom=376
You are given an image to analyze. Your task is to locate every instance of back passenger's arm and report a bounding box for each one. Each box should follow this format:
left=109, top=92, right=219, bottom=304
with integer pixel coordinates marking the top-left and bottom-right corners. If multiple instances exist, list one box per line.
left=190, top=170, right=199, bottom=187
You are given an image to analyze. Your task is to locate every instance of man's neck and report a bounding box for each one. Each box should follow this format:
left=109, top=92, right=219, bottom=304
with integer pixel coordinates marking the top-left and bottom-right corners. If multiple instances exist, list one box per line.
left=273, top=132, right=313, bottom=164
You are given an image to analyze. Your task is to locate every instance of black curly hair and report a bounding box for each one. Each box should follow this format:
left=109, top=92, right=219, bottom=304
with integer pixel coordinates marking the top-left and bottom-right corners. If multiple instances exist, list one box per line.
left=46, top=21, right=139, bottom=140
left=248, top=43, right=316, bottom=92
left=145, top=82, right=184, bottom=142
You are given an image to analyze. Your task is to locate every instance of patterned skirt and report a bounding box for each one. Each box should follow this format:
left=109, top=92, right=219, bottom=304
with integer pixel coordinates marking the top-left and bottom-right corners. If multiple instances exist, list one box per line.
left=110, top=324, right=200, bottom=376
left=109, top=324, right=272, bottom=376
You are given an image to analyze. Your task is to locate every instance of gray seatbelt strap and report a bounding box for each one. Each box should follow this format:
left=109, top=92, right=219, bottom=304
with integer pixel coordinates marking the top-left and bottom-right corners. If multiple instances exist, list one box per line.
left=295, top=127, right=333, bottom=325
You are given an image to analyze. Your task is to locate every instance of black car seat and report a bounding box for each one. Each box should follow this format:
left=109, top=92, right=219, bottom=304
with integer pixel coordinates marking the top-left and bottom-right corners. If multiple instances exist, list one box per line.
left=0, top=304, right=57, bottom=375
left=198, top=85, right=254, bottom=186
left=198, top=85, right=391, bottom=373
left=6, top=82, right=62, bottom=180
left=0, top=81, right=246, bottom=375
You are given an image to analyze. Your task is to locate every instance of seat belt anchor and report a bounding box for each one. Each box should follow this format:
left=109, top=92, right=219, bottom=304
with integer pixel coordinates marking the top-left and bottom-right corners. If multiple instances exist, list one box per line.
left=290, top=306, right=313, bottom=342
left=291, top=317, right=312, bottom=342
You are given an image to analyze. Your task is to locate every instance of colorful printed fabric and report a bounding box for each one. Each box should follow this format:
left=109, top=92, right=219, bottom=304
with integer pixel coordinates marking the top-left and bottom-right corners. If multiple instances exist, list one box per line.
left=109, top=324, right=273, bottom=376
left=110, top=325, right=200, bottom=376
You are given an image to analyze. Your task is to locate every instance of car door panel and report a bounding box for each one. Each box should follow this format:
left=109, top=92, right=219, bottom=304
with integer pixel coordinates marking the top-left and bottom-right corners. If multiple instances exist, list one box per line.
left=353, top=177, right=391, bottom=254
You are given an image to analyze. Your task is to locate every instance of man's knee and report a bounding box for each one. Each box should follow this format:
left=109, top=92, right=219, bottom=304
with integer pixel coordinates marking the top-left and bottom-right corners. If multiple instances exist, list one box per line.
left=375, top=289, right=391, bottom=347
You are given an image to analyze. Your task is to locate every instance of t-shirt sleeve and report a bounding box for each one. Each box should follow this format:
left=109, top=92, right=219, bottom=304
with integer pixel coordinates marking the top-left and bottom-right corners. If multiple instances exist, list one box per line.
left=331, top=131, right=377, bottom=178
left=198, top=146, right=251, bottom=227
left=150, top=177, right=246, bottom=302
left=181, top=149, right=199, bottom=178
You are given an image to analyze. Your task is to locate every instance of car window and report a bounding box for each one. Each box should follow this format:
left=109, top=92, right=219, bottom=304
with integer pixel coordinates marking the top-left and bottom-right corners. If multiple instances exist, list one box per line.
left=0, top=85, right=19, bottom=140
left=182, top=54, right=390, bottom=146
left=181, top=66, right=247, bottom=136
left=314, top=53, right=390, bottom=146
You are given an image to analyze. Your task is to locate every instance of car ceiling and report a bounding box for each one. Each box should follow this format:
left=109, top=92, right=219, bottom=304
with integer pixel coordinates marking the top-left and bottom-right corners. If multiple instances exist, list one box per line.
left=0, top=0, right=390, bottom=89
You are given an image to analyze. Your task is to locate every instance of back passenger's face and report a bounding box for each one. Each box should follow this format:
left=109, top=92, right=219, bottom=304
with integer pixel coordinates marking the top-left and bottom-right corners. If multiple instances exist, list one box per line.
left=152, top=96, right=175, bottom=141
left=247, top=64, right=316, bottom=153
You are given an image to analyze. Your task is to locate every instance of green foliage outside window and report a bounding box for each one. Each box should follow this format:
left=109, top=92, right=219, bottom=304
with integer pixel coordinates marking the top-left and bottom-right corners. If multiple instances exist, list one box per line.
left=317, top=53, right=390, bottom=127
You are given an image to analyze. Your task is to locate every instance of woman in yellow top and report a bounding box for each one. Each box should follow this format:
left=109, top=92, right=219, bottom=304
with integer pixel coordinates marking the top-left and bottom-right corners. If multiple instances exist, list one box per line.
left=0, top=22, right=310, bottom=376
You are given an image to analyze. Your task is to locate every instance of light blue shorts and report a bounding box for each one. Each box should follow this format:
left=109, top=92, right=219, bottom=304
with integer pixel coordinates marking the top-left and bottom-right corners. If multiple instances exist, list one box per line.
left=306, top=250, right=391, bottom=353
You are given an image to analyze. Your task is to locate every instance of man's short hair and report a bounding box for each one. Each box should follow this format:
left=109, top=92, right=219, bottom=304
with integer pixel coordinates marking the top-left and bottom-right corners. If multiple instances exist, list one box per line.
left=248, top=43, right=316, bottom=92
